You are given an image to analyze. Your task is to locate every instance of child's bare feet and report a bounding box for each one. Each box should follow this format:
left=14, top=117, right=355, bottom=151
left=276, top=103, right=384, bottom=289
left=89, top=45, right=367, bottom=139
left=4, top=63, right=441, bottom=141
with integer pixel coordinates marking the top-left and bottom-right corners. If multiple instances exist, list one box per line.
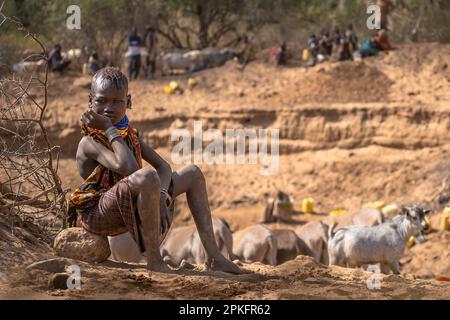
left=209, top=255, right=243, bottom=274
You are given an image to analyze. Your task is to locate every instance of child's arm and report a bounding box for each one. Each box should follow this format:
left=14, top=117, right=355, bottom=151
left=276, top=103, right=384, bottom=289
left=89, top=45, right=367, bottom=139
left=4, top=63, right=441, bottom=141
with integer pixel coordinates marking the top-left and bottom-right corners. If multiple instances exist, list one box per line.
left=80, top=110, right=139, bottom=176
left=139, top=137, right=172, bottom=191
left=80, top=137, right=139, bottom=176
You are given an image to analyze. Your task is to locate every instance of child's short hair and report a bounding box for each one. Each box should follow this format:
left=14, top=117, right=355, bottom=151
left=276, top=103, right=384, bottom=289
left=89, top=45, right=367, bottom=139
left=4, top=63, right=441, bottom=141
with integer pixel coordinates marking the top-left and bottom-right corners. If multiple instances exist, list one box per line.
left=91, top=67, right=128, bottom=93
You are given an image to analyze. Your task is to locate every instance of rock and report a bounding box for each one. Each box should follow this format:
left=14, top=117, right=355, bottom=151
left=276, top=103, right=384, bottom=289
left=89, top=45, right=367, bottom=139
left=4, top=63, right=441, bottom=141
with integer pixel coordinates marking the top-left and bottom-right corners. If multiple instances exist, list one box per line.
left=53, top=227, right=111, bottom=263
left=48, top=273, right=70, bottom=290
left=26, top=258, right=74, bottom=273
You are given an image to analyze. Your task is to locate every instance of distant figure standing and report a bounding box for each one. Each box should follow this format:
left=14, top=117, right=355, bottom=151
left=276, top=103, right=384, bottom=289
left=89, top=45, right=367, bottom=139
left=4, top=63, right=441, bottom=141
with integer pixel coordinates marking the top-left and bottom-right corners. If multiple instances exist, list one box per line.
left=319, top=29, right=333, bottom=56
left=127, top=27, right=142, bottom=80
left=144, top=26, right=157, bottom=79
left=307, top=34, right=319, bottom=66
left=346, top=23, right=358, bottom=54
left=48, top=44, right=71, bottom=73
left=236, top=34, right=255, bottom=69
left=332, top=26, right=343, bottom=47
left=88, top=52, right=102, bottom=75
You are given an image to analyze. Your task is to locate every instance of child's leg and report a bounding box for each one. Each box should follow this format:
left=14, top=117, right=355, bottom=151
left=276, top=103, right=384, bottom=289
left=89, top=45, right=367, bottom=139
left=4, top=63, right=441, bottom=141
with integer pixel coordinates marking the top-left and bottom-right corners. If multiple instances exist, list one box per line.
left=171, top=165, right=242, bottom=274
left=126, top=167, right=171, bottom=273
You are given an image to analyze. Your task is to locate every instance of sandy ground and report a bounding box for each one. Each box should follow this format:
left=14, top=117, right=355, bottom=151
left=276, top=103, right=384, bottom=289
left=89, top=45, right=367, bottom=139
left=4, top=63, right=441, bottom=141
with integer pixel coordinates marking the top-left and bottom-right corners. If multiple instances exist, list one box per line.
left=1, top=43, right=450, bottom=299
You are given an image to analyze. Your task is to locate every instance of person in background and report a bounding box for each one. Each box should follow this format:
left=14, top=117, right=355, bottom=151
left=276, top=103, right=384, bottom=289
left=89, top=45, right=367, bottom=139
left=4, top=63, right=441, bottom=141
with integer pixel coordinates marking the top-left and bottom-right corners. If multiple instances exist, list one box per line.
left=359, top=33, right=380, bottom=58
left=319, top=28, right=333, bottom=56
left=332, top=26, right=343, bottom=48
left=127, top=27, right=142, bottom=80
left=275, top=42, right=288, bottom=66
left=346, top=23, right=358, bottom=55
left=307, top=34, right=319, bottom=66
left=374, top=29, right=394, bottom=51
left=236, top=34, right=255, bottom=69
left=48, top=44, right=71, bottom=73
left=88, top=52, right=102, bottom=75
left=143, top=26, right=158, bottom=79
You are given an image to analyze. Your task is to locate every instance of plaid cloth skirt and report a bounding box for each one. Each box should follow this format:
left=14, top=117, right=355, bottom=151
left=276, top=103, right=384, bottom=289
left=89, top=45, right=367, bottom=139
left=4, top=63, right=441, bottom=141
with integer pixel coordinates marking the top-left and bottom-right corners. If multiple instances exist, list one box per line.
left=80, top=177, right=175, bottom=252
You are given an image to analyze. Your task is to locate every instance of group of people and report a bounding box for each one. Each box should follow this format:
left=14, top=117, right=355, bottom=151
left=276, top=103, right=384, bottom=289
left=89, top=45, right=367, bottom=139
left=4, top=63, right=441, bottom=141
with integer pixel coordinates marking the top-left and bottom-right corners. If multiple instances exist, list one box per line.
left=248, top=23, right=395, bottom=69
left=47, top=43, right=102, bottom=76
left=306, top=24, right=393, bottom=66
left=308, top=24, right=359, bottom=65
left=48, top=25, right=158, bottom=80
left=48, top=23, right=393, bottom=77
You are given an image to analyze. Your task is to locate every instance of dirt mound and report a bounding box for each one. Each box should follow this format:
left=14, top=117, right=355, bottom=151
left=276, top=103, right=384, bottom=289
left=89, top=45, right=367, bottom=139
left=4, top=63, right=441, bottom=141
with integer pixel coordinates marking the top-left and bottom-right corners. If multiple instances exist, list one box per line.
left=2, top=254, right=449, bottom=299
left=296, top=61, right=393, bottom=103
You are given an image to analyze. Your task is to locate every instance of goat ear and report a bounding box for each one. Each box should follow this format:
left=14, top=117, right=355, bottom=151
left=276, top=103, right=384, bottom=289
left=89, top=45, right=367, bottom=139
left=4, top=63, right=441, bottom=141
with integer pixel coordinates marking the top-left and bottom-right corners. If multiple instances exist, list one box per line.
left=401, top=206, right=410, bottom=216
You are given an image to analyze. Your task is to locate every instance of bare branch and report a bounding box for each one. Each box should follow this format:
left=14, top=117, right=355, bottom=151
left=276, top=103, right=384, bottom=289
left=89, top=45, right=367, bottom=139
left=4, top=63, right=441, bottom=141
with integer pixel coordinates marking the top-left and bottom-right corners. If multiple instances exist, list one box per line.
left=0, top=7, right=67, bottom=234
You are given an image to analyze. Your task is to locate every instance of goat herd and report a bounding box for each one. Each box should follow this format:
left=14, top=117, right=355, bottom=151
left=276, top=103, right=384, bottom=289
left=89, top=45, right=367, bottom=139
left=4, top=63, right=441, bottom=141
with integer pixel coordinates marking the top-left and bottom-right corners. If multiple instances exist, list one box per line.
left=108, top=205, right=430, bottom=275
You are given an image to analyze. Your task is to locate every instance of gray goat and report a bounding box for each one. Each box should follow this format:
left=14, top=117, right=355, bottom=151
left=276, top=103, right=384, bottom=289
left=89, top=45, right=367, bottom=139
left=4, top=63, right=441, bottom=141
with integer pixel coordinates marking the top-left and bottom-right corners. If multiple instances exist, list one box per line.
left=327, top=206, right=430, bottom=274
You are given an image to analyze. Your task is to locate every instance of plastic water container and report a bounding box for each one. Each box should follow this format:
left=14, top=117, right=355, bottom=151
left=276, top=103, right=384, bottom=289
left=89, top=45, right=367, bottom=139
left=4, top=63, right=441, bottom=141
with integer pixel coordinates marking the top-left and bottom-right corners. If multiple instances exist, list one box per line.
left=302, top=49, right=310, bottom=61
left=82, top=63, right=88, bottom=75
left=169, top=81, right=180, bottom=90
left=164, top=85, right=174, bottom=94
left=330, top=209, right=346, bottom=216
left=407, top=236, right=415, bottom=248
left=302, top=197, right=314, bottom=213
left=441, top=207, right=450, bottom=231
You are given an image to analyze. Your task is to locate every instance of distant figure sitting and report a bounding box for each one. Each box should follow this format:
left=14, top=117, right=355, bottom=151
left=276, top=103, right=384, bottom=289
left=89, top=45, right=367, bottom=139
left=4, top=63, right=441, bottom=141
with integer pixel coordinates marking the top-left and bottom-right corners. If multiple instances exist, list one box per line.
left=127, top=27, right=142, bottom=80
left=88, top=52, right=102, bottom=75
left=359, top=34, right=380, bottom=58
left=48, top=44, right=71, bottom=74
left=337, top=34, right=352, bottom=61
left=273, top=42, right=288, bottom=66
left=374, top=29, right=393, bottom=51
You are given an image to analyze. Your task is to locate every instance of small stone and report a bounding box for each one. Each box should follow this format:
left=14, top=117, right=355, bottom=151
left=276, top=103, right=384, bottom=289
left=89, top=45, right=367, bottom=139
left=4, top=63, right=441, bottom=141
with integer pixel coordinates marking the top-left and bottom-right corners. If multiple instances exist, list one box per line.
left=53, top=227, right=110, bottom=263
left=48, top=273, right=70, bottom=290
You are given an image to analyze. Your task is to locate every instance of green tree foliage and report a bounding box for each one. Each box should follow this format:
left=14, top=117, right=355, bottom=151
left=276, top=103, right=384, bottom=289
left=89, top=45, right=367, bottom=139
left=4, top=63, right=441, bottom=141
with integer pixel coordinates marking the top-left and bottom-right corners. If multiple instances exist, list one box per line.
left=1, top=0, right=449, bottom=67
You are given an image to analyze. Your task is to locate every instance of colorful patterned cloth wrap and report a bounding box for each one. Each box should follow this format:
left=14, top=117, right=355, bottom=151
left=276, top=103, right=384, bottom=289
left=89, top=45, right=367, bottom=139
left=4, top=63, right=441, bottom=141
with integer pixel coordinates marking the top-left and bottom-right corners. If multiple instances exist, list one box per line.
left=69, top=116, right=142, bottom=214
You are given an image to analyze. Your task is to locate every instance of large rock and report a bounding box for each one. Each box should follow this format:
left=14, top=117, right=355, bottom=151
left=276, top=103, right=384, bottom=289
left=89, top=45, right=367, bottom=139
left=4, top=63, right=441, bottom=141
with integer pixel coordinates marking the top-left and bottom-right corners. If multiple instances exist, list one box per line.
left=53, top=228, right=110, bottom=263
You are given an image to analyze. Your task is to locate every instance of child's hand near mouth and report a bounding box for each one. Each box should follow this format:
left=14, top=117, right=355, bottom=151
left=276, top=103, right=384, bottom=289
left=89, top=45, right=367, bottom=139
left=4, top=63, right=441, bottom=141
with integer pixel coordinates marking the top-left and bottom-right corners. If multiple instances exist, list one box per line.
left=81, top=109, right=113, bottom=130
